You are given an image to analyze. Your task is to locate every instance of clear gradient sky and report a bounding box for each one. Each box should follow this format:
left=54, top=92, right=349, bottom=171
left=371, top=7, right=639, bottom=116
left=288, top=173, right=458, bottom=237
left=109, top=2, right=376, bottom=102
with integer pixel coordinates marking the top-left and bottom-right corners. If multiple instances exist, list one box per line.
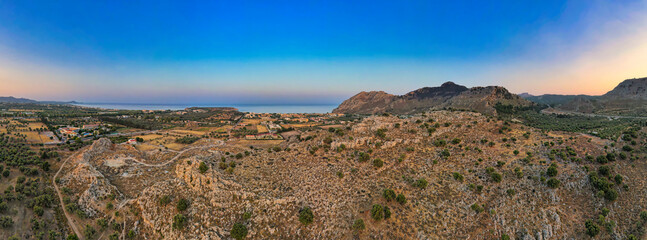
left=1, top=0, right=647, bottom=104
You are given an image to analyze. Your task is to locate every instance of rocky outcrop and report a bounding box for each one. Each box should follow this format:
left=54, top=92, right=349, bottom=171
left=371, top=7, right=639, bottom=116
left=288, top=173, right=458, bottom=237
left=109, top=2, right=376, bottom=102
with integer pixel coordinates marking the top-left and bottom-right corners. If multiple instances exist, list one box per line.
left=333, top=82, right=532, bottom=115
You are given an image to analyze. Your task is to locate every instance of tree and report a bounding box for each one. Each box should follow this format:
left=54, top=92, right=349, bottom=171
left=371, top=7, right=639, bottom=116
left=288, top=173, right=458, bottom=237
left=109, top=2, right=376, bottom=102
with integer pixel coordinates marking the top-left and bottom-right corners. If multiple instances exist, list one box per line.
left=298, top=207, right=314, bottom=225
left=231, top=222, right=248, bottom=240
left=199, top=162, right=208, bottom=174
left=66, top=234, right=79, bottom=240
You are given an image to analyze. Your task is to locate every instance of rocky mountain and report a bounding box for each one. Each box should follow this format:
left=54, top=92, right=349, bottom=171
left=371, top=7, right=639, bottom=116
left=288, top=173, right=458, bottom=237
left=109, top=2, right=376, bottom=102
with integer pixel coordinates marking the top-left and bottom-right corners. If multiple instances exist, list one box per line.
left=333, top=82, right=532, bottom=115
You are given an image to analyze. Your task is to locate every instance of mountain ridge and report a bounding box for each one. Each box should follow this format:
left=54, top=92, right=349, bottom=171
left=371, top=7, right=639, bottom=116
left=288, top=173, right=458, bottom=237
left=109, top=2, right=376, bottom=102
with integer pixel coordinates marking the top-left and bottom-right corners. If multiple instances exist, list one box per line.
left=333, top=82, right=532, bottom=115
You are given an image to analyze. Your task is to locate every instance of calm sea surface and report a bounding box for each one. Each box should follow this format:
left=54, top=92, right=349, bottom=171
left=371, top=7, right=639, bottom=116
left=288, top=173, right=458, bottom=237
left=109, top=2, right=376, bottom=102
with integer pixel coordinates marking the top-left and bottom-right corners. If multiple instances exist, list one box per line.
left=73, top=103, right=338, bottom=113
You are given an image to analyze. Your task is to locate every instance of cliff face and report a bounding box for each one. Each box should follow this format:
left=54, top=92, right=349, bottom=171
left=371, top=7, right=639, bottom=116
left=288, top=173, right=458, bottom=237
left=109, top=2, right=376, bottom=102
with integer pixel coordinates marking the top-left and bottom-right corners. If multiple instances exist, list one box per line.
left=333, top=82, right=532, bottom=115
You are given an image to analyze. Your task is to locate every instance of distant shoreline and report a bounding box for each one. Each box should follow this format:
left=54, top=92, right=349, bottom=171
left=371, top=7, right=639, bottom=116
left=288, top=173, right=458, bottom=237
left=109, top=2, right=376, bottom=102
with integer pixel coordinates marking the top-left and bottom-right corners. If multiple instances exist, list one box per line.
left=72, top=103, right=338, bottom=114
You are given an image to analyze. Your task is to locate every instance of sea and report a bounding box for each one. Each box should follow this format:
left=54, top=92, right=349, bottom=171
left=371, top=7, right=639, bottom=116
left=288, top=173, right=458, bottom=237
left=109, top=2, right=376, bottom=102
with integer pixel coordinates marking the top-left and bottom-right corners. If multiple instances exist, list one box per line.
left=73, top=103, right=338, bottom=114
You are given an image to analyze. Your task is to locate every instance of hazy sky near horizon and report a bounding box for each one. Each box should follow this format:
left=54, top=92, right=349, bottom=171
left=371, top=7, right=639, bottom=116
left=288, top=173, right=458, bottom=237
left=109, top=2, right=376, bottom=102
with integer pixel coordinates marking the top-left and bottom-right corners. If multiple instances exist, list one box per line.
left=1, top=0, right=647, bottom=104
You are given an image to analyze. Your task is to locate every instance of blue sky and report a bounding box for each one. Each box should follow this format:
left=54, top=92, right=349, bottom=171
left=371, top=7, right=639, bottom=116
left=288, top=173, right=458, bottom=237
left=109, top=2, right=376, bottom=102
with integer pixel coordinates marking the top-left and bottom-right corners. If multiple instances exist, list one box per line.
left=1, top=0, right=647, bottom=104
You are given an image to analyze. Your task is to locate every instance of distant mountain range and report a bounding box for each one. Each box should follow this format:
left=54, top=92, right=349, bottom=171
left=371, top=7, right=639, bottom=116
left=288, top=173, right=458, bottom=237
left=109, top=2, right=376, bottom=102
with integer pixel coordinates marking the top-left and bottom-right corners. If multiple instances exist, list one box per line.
left=520, top=77, right=647, bottom=115
left=333, top=82, right=533, bottom=115
left=0, top=96, right=77, bottom=104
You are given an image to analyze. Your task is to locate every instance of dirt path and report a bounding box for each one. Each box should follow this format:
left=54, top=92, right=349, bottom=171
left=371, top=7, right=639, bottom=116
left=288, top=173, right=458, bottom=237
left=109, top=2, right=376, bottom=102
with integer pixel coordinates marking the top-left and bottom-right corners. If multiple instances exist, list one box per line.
left=53, top=152, right=84, bottom=240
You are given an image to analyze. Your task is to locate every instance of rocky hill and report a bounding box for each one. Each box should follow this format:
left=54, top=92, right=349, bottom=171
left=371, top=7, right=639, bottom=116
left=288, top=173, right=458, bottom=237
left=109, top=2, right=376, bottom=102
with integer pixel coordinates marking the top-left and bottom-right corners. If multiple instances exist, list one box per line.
left=53, top=110, right=647, bottom=239
left=333, top=82, right=532, bottom=115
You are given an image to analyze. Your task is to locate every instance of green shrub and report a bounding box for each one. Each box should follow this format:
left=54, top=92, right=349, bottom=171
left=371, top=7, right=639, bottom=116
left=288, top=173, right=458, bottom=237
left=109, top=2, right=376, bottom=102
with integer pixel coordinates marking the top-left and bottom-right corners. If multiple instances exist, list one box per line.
left=604, top=189, right=618, bottom=201
left=396, top=194, right=406, bottom=205
left=352, top=219, right=365, bottom=231
left=598, top=166, right=610, bottom=176
left=470, top=203, right=484, bottom=213
left=452, top=172, right=464, bottom=182
left=383, top=206, right=391, bottom=219
left=176, top=198, right=190, bottom=211
left=370, top=204, right=384, bottom=220
left=546, top=164, right=557, bottom=177
left=490, top=172, right=502, bottom=183
left=84, top=225, right=96, bottom=239
left=358, top=152, right=370, bottom=162
left=414, top=178, right=428, bottom=189
left=596, top=155, right=608, bottom=164
left=383, top=189, right=396, bottom=202
left=546, top=178, right=560, bottom=188
left=640, top=211, right=647, bottom=222
left=198, top=162, right=208, bottom=174
left=373, top=159, right=383, bottom=168
left=34, top=206, right=44, bottom=216
left=158, top=195, right=171, bottom=206
left=506, top=189, right=516, bottom=196
left=172, top=214, right=186, bottom=230
left=585, top=220, right=599, bottom=237
left=243, top=212, right=252, bottom=220
left=601, top=207, right=609, bottom=217
left=231, top=222, right=248, bottom=240
left=614, top=174, right=623, bottom=184
left=298, top=207, right=314, bottom=225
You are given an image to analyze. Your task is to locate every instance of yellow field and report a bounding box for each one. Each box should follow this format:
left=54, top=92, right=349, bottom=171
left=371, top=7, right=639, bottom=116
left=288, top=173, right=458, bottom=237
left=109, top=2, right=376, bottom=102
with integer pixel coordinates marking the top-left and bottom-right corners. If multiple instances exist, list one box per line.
left=241, top=119, right=263, bottom=125
left=135, top=144, right=159, bottom=151
left=40, top=133, right=58, bottom=144
left=171, top=129, right=206, bottom=135
left=27, top=122, right=47, bottom=129
left=164, top=143, right=185, bottom=151
left=281, top=123, right=319, bottom=128
left=137, top=134, right=164, bottom=141
left=256, top=125, right=269, bottom=133
left=21, top=131, right=57, bottom=144
left=320, top=124, right=344, bottom=129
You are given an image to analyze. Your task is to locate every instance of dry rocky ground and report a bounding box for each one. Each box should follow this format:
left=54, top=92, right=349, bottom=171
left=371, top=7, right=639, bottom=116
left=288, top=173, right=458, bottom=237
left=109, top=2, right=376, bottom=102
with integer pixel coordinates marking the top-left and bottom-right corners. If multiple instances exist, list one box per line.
left=58, top=111, right=647, bottom=239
